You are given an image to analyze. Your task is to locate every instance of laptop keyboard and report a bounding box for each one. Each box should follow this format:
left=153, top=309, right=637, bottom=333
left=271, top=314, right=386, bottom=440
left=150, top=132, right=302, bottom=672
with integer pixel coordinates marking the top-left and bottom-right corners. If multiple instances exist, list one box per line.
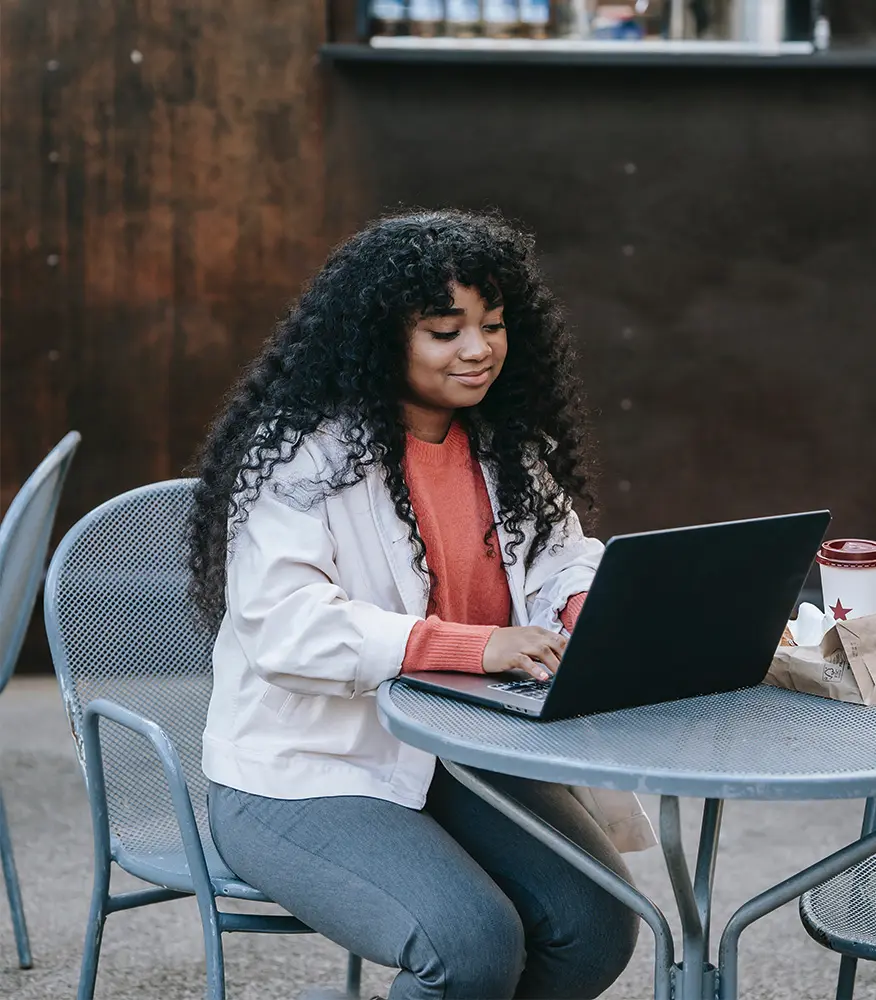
left=487, top=678, right=552, bottom=702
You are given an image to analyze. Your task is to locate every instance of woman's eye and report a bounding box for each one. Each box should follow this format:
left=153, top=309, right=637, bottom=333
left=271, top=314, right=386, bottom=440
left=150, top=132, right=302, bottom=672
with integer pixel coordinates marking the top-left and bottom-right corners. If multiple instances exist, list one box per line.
left=484, top=322, right=506, bottom=332
left=429, top=330, right=459, bottom=341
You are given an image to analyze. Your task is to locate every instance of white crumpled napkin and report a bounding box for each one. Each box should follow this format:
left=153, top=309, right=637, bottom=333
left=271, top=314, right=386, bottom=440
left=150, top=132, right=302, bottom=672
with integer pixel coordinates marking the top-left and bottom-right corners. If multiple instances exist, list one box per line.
left=786, top=602, right=835, bottom=647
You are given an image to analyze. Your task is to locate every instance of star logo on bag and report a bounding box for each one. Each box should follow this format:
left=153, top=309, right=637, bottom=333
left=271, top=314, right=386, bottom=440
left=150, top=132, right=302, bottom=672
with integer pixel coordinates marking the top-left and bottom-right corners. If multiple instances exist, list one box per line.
left=829, top=599, right=852, bottom=621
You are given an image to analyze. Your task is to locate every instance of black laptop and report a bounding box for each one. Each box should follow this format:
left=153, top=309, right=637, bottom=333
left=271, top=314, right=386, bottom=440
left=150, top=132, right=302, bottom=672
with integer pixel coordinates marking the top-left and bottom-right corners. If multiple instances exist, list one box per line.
left=400, top=510, right=831, bottom=720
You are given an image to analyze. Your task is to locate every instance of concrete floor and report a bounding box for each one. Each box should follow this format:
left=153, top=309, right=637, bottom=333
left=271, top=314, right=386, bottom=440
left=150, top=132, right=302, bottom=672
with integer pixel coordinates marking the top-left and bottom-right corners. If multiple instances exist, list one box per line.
left=1, top=675, right=874, bottom=1000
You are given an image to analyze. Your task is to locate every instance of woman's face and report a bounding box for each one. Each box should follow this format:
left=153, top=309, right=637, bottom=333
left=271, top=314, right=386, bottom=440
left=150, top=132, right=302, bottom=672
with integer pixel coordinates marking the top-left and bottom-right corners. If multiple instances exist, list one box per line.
left=405, top=282, right=508, bottom=418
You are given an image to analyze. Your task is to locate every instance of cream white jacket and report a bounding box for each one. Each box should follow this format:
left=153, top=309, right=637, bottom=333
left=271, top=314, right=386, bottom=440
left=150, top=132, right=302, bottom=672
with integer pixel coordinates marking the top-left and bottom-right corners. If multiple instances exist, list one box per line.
left=202, top=424, right=656, bottom=853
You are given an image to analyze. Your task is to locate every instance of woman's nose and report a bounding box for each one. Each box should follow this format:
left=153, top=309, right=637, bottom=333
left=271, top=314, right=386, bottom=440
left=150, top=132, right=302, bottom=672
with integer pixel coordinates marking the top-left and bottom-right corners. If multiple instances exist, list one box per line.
left=458, top=329, right=491, bottom=361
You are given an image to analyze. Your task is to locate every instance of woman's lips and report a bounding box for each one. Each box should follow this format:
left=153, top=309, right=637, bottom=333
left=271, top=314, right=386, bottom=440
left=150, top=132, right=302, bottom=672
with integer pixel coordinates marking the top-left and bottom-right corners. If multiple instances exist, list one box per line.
left=449, top=368, right=492, bottom=387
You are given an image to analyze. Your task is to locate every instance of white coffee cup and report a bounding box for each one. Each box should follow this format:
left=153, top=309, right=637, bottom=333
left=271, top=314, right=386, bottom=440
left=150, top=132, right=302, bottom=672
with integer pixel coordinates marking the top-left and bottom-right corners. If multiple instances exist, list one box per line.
left=817, top=539, right=876, bottom=622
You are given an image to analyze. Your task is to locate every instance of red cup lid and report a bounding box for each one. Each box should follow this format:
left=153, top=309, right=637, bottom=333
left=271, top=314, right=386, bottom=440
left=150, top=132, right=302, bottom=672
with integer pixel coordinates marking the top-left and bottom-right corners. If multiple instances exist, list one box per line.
left=817, top=538, right=876, bottom=569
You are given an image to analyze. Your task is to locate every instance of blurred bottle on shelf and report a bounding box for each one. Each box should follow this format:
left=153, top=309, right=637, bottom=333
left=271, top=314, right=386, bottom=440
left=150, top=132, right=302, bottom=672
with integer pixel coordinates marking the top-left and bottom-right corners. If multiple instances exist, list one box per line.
left=409, top=0, right=446, bottom=35
left=571, top=0, right=592, bottom=37
left=519, top=0, right=551, bottom=37
left=591, top=3, right=645, bottom=38
left=551, top=0, right=593, bottom=36
left=734, top=0, right=786, bottom=44
left=813, top=0, right=831, bottom=51
left=483, top=0, right=522, bottom=37
left=445, top=0, right=483, bottom=35
left=370, top=0, right=409, bottom=35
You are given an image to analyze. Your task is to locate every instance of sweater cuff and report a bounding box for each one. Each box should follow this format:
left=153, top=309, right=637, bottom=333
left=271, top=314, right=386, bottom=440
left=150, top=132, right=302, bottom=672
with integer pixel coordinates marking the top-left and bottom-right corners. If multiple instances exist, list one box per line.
left=402, top=617, right=498, bottom=675
left=559, top=592, right=587, bottom=633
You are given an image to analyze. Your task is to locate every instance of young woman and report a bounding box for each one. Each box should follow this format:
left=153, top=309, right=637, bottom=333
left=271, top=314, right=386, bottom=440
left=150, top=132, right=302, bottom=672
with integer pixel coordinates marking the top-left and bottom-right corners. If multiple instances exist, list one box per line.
left=189, top=209, right=654, bottom=1000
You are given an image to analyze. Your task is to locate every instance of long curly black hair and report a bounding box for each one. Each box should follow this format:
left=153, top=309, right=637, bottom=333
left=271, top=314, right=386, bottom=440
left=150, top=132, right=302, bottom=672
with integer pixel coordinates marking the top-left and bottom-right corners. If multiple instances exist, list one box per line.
left=188, top=208, right=597, bottom=627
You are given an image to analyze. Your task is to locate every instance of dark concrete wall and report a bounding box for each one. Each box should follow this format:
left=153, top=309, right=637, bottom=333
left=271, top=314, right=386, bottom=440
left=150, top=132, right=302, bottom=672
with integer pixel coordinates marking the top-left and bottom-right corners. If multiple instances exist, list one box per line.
left=326, top=61, right=876, bottom=543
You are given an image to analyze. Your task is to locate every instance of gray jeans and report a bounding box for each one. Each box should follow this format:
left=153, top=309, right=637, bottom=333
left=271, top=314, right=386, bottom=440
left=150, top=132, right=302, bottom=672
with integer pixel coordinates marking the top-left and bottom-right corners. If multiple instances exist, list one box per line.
left=207, top=764, right=638, bottom=1000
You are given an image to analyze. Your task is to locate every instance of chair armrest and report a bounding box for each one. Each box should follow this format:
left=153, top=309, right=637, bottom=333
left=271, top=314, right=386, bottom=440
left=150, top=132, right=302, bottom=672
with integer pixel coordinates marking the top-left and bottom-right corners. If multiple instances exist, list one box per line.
left=862, top=797, right=876, bottom=836
left=81, top=697, right=215, bottom=901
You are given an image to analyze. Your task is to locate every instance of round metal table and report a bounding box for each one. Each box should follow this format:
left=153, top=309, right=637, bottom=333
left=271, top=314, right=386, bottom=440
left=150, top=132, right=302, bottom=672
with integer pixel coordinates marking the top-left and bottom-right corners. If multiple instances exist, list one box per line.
left=377, top=681, right=876, bottom=1000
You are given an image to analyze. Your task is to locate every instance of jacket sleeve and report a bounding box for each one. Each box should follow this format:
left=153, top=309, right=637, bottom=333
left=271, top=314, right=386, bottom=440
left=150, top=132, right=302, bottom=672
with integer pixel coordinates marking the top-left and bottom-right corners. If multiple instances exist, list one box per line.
left=224, top=449, right=422, bottom=699
left=523, top=507, right=604, bottom=633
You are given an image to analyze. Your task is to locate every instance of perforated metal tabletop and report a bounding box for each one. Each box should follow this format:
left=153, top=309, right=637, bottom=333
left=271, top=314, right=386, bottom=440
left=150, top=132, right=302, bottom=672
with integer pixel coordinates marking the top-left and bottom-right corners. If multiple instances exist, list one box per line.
left=378, top=681, right=876, bottom=800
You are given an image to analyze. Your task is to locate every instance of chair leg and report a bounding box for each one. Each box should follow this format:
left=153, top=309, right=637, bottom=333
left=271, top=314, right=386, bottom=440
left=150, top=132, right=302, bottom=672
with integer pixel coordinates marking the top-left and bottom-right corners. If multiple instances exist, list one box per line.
left=77, top=846, right=111, bottom=1000
left=346, top=953, right=362, bottom=997
left=193, top=888, right=225, bottom=1000
left=836, top=955, right=858, bottom=1000
left=0, top=789, right=32, bottom=969
left=203, top=919, right=226, bottom=1000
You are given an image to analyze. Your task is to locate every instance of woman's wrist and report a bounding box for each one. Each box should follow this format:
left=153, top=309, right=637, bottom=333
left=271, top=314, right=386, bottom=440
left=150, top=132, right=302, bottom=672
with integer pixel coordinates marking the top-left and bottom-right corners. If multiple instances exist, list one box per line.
left=402, top=618, right=498, bottom=674
left=559, top=592, right=587, bottom=633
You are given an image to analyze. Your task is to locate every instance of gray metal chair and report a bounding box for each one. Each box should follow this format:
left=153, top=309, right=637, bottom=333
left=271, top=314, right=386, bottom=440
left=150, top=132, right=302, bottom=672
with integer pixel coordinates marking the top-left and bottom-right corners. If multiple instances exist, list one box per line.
left=1, top=430, right=81, bottom=969
left=800, top=797, right=876, bottom=1000
left=43, top=478, right=362, bottom=1000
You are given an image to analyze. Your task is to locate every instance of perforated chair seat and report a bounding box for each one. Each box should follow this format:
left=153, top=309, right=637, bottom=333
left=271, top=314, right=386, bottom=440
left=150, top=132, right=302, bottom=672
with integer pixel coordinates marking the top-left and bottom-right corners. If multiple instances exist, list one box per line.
left=801, top=856, right=876, bottom=961
left=114, top=844, right=271, bottom=901
left=110, top=810, right=286, bottom=904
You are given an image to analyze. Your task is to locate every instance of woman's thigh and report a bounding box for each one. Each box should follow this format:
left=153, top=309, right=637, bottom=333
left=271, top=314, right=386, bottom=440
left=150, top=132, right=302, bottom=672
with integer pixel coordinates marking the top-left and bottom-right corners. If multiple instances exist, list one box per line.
left=207, top=782, right=526, bottom=1000
left=425, top=764, right=639, bottom=1000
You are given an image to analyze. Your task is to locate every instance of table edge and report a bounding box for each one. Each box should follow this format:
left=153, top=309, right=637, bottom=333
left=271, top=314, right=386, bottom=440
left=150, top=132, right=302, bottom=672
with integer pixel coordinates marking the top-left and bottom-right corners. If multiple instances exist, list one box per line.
left=377, top=681, right=876, bottom=801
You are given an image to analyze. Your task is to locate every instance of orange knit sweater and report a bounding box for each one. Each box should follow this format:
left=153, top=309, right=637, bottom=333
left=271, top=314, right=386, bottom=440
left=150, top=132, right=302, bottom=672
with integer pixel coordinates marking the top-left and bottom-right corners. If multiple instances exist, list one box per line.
left=401, top=422, right=586, bottom=674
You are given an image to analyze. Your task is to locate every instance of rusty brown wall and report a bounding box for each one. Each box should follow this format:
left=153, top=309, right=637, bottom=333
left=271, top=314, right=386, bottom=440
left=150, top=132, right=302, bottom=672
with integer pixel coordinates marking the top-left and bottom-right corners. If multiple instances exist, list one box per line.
left=1, top=0, right=332, bottom=669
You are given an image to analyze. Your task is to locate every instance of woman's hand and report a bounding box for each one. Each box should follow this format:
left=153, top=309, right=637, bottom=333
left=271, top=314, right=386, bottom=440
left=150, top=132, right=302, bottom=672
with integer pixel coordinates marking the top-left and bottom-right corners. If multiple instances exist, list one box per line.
left=482, top=627, right=568, bottom=681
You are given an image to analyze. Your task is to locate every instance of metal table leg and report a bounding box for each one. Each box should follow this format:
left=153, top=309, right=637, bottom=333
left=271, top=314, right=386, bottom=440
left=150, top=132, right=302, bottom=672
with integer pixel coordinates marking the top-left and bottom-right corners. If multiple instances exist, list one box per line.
left=442, top=761, right=676, bottom=1000
left=660, top=796, right=723, bottom=999
left=659, top=797, right=876, bottom=1000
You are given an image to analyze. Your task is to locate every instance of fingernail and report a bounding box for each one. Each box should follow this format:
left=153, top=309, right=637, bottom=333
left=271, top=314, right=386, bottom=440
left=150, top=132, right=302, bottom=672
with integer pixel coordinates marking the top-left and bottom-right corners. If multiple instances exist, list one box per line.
left=539, top=670, right=549, bottom=680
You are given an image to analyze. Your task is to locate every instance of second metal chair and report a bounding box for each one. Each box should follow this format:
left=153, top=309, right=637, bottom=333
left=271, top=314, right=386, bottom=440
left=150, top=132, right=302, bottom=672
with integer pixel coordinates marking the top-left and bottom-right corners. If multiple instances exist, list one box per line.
left=0, top=430, right=81, bottom=970
left=801, top=798, right=876, bottom=1000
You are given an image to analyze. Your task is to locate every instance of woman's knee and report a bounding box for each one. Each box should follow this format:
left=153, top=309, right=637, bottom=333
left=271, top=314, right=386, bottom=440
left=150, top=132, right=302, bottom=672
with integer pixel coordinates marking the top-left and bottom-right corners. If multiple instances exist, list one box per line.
left=552, top=891, right=639, bottom=998
left=447, top=904, right=526, bottom=1000
left=516, top=875, right=638, bottom=1000
left=584, top=894, right=639, bottom=991
left=410, top=890, right=526, bottom=999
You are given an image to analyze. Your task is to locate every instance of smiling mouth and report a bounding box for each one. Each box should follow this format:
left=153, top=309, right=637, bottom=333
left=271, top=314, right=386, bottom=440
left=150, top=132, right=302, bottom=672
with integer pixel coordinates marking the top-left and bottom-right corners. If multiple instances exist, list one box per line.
left=449, top=367, right=492, bottom=385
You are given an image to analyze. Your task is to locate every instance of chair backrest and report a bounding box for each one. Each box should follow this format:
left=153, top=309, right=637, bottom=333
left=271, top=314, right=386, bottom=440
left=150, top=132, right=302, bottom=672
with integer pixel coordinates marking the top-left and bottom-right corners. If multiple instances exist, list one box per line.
left=43, top=479, right=218, bottom=858
left=0, top=431, right=81, bottom=695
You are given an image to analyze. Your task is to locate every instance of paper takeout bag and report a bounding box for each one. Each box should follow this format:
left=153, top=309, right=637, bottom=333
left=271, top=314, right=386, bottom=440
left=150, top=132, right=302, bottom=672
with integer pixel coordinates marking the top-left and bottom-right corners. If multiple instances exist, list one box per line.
left=765, top=612, right=876, bottom=705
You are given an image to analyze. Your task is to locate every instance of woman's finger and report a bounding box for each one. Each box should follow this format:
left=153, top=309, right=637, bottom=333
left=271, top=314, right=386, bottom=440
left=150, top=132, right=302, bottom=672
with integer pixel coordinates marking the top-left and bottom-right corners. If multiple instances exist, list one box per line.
left=527, top=643, right=561, bottom=674
left=515, top=655, right=552, bottom=682
left=533, top=628, right=567, bottom=653
left=549, top=632, right=569, bottom=653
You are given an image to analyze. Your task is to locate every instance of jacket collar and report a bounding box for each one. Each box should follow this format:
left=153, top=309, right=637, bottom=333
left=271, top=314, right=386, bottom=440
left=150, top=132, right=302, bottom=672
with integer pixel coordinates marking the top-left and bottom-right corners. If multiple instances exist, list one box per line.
left=364, top=467, right=429, bottom=616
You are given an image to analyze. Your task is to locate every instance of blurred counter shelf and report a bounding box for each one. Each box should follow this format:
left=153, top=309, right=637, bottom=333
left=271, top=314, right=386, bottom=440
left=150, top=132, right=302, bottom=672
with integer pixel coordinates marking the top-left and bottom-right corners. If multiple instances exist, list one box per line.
left=321, top=38, right=876, bottom=69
